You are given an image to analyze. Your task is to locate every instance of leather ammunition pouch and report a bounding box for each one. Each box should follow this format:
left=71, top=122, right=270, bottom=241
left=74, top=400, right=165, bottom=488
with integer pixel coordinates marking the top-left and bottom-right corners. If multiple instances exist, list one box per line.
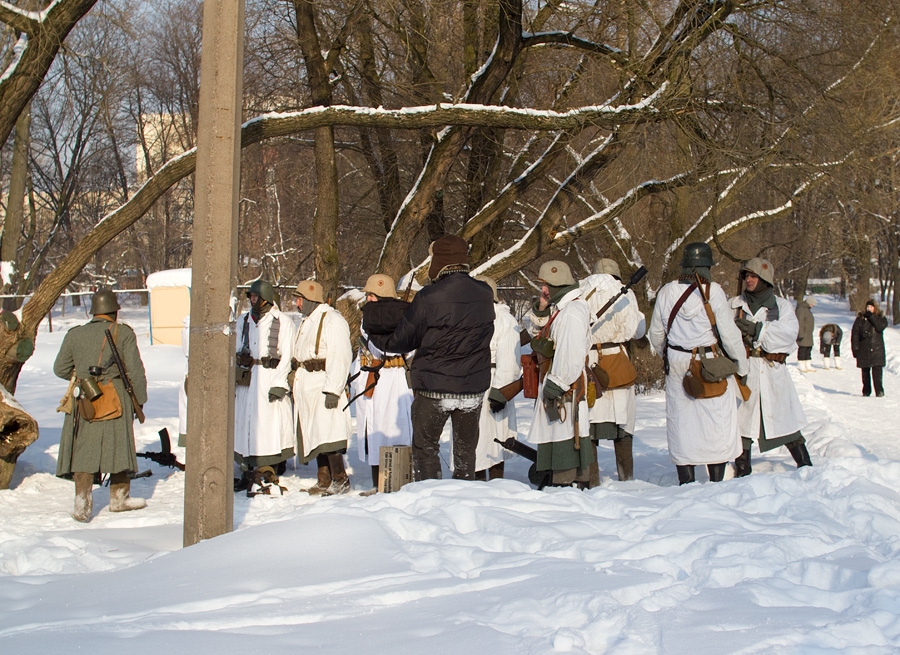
left=301, top=358, right=327, bottom=372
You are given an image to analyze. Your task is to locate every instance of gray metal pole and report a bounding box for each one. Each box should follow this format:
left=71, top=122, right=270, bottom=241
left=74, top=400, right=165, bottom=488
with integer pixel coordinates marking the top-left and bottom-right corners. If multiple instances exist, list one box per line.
left=184, top=0, right=245, bottom=547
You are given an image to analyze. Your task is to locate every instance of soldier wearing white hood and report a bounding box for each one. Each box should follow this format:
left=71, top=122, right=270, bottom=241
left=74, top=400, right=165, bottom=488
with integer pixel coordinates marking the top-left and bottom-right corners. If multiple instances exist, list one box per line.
left=730, top=258, right=812, bottom=475
left=292, top=280, right=353, bottom=495
left=473, top=276, right=522, bottom=480
left=353, top=274, right=414, bottom=490
left=233, top=280, right=296, bottom=491
left=579, top=259, right=646, bottom=484
left=526, top=261, right=592, bottom=487
left=648, top=243, right=749, bottom=485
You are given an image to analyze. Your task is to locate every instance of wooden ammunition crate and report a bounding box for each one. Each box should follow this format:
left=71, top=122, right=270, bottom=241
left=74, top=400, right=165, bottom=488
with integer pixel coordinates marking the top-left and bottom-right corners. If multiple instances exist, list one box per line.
left=378, top=446, right=412, bottom=493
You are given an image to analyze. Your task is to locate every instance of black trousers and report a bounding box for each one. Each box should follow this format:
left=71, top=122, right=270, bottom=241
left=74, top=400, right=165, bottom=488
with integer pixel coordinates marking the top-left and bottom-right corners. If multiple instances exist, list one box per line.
left=797, top=346, right=812, bottom=361
left=861, top=366, right=884, bottom=396
left=821, top=343, right=841, bottom=357
left=411, top=394, right=482, bottom=481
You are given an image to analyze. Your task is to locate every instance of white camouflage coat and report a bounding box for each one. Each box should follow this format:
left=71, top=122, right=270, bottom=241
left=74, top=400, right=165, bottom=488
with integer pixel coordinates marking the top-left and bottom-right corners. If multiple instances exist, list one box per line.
left=648, top=280, right=748, bottom=466
left=580, top=273, right=646, bottom=434
left=352, top=327, right=414, bottom=466
left=730, top=294, right=807, bottom=440
left=475, top=302, right=522, bottom=470
left=233, top=307, right=296, bottom=459
left=526, top=288, right=591, bottom=445
left=292, top=304, right=352, bottom=458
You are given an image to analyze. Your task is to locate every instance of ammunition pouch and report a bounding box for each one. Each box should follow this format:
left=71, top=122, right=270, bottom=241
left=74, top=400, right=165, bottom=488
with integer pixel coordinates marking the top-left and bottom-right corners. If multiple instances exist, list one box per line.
left=260, top=356, right=281, bottom=369
left=236, top=351, right=254, bottom=368
left=235, top=366, right=252, bottom=387
left=301, top=358, right=327, bottom=372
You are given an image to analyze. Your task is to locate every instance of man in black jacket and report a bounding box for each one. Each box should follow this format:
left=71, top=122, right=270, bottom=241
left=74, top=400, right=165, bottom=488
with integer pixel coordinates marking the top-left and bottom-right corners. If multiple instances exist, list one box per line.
left=852, top=299, right=888, bottom=397
left=371, top=235, right=494, bottom=480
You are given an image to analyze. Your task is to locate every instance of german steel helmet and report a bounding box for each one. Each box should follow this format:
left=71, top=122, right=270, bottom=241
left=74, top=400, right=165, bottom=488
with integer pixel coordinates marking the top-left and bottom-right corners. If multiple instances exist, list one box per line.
left=293, top=279, right=325, bottom=303
left=90, top=288, right=120, bottom=315
left=741, top=257, right=775, bottom=286
left=363, top=274, right=399, bottom=299
left=681, top=242, right=714, bottom=268
left=593, top=258, right=621, bottom=278
left=247, top=279, right=275, bottom=303
left=537, top=261, right=575, bottom=286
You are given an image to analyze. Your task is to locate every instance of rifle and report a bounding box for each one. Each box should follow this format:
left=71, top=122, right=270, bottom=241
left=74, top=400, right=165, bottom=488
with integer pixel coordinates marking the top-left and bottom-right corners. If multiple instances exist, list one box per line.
left=105, top=327, right=145, bottom=423
left=497, top=377, right=524, bottom=402
left=494, top=437, right=551, bottom=490
left=137, top=428, right=185, bottom=471
left=593, top=265, right=648, bottom=320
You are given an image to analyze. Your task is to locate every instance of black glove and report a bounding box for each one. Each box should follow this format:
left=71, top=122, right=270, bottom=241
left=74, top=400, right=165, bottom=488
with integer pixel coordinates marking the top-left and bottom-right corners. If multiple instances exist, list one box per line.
left=268, top=387, right=288, bottom=402
left=488, top=387, right=507, bottom=413
left=324, top=392, right=340, bottom=409
left=542, top=379, right=566, bottom=402
left=735, top=317, right=761, bottom=340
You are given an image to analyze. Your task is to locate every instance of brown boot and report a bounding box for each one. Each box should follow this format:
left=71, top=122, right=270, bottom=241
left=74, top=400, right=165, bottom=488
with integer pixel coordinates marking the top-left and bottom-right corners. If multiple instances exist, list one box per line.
left=487, top=461, right=505, bottom=480
left=614, top=436, right=634, bottom=481
left=72, top=472, right=94, bottom=522
left=306, top=454, right=332, bottom=495
left=323, top=453, right=351, bottom=496
left=109, top=472, right=147, bottom=512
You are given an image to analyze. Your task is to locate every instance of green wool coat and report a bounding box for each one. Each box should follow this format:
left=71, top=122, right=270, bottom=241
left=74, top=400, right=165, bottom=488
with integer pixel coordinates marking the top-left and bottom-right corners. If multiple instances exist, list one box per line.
left=54, top=317, right=148, bottom=477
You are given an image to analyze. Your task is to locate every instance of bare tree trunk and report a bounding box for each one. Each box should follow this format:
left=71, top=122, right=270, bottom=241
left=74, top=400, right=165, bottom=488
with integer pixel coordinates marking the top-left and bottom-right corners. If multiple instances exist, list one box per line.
left=0, top=385, right=39, bottom=489
left=293, top=0, right=349, bottom=299
left=1, top=105, right=30, bottom=311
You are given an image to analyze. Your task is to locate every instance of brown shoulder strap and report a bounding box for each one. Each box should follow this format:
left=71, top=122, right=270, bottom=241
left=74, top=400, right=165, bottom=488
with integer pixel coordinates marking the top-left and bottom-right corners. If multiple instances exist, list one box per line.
left=537, top=309, right=561, bottom=339
left=666, top=283, right=698, bottom=334
left=314, top=311, right=327, bottom=356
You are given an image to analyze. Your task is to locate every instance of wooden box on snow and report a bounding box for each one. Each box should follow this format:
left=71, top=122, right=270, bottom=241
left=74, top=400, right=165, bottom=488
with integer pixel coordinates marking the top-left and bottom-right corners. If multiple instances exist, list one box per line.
left=378, top=446, right=412, bottom=493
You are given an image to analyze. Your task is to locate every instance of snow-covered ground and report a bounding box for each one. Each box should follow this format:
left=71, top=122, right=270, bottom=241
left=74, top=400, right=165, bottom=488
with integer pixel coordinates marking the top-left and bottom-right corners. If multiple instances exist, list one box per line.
left=2, top=294, right=899, bottom=653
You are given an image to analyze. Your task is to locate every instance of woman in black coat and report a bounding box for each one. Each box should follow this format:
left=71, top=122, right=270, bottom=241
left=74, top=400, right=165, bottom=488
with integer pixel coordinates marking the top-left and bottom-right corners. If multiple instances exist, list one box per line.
left=851, top=299, right=888, bottom=397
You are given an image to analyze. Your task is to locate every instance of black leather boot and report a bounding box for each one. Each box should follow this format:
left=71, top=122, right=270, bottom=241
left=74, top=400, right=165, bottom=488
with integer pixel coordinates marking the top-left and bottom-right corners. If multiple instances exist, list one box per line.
left=676, top=465, right=696, bottom=485
left=786, top=440, right=812, bottom=468
left=707, top=462, right=726, bottom=482
left=734, top=449, right=752, bottom=477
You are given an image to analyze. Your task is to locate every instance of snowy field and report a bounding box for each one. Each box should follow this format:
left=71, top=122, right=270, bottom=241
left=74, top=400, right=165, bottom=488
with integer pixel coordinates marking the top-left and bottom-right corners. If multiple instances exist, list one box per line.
left=1, top=294, right=900, bottom=653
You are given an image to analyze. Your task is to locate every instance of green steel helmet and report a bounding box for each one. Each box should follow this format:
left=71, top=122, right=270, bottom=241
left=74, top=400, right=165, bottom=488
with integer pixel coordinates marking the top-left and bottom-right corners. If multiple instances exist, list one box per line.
left=90, top=288, right=120, bottom=315
left=681, top=242, right=714, bottom=268
left=741, top=257, right=775, bottom=286
left=247, top=279, right=275, bottom=304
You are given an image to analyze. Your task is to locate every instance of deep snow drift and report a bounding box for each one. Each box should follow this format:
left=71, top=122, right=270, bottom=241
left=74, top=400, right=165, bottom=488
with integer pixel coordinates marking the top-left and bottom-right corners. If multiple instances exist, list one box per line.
left=1, top=294, right=899, bottom=654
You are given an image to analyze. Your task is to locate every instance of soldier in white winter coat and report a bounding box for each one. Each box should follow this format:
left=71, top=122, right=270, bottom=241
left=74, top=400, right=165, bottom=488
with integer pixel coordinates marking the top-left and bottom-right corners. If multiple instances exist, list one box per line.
left=233, top=280, right=296, bottom=490
left=526, top=261, right=592, bottom=487
left=352, top=274, right=414, bottom=490
left=292, top=280, right=353, bottom=495
left=648, top=243, right=748, bottom=485
left=580, top=259, right=646, bottom=484
left=730, top=258, right=811, bottom=475
left=472, top=276, right=521, bottom=480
